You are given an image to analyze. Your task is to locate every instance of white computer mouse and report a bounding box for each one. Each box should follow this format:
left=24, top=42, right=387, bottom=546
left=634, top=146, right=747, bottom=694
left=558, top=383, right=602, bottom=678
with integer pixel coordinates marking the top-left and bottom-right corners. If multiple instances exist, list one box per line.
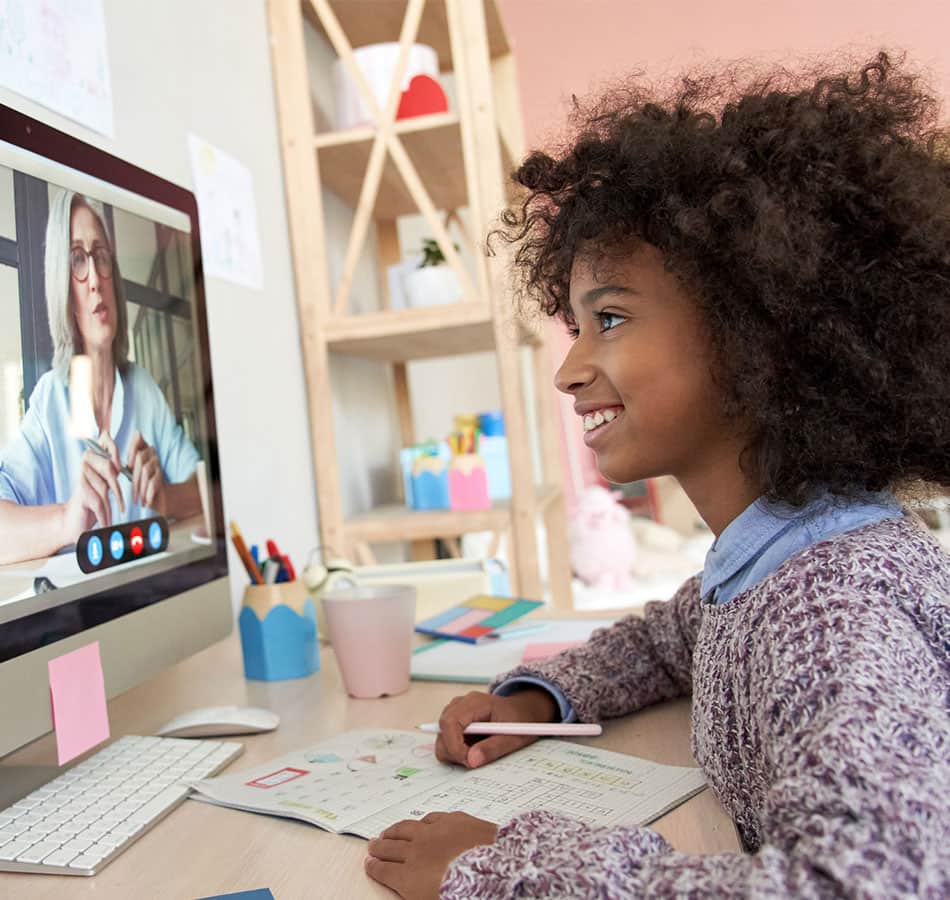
left=155, top=705, right=280, bottom=738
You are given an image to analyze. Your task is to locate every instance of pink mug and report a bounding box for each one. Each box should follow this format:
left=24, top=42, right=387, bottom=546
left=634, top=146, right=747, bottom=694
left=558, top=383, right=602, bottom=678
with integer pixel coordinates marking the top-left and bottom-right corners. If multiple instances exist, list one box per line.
left=321, top=584, right=416, bottom=698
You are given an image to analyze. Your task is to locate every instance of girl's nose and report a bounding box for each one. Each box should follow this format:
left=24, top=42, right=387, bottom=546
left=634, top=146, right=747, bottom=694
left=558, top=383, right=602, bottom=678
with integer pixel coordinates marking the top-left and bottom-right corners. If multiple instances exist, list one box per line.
left=554, top=334, right=596, bottom=395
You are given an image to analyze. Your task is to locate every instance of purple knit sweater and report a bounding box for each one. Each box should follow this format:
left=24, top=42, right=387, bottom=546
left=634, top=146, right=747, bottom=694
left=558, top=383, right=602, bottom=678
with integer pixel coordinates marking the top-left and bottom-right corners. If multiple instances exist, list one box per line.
left=441, top=515, right=950, bottom=898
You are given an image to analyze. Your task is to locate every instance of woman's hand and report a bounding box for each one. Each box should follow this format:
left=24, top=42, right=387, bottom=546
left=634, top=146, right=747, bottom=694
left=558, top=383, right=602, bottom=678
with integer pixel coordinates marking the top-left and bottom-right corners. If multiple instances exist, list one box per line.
left=62, top=443, right=125, bottom=542
left=127, top=430, right=166, bottom=513
left=436, top=687, right=558, bottom=769
left=365, top=812, right=497, bottom=900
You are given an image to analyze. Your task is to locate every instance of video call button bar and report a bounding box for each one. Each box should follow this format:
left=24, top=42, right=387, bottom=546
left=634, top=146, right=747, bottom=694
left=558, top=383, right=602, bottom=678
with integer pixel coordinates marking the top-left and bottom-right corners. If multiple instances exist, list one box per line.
left=77, top=517, right=169, bottom=574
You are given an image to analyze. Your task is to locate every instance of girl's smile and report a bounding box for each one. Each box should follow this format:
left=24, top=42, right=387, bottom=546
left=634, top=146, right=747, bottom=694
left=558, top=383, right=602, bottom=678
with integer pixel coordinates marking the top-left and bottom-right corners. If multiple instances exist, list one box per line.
left=577, top=404, right=624, bottom=447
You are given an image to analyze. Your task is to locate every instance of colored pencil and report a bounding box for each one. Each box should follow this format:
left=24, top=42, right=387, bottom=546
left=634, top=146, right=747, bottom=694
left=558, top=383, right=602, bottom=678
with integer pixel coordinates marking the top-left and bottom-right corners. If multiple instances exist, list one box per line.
left=230, top=520, right=264, bottom=584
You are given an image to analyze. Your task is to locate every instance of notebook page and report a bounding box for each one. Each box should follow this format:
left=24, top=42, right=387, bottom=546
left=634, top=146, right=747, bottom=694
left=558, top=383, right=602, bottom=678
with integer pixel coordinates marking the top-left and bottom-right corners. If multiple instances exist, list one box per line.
left=348, top=738, right=706, bottom=838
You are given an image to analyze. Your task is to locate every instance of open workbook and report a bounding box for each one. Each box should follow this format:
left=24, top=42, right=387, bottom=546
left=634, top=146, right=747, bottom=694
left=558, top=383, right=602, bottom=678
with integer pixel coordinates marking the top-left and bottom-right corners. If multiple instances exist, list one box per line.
left=188, top=729, right=707, bottom=839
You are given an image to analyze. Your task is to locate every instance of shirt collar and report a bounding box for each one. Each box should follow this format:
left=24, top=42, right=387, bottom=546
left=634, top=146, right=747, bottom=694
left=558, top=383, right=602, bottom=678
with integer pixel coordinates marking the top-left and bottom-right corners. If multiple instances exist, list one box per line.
left=700, top=497, right=799, bottom=601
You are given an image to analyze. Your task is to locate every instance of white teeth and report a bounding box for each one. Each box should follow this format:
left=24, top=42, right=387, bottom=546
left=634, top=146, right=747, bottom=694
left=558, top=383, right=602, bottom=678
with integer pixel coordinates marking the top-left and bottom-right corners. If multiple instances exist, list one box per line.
left=582, top=408, right=618, bottom=432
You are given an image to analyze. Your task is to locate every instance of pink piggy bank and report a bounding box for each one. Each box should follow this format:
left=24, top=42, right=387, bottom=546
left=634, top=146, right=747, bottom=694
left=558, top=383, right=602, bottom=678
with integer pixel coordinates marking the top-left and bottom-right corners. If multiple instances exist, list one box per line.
left=569, top=485, right=637, bottom=590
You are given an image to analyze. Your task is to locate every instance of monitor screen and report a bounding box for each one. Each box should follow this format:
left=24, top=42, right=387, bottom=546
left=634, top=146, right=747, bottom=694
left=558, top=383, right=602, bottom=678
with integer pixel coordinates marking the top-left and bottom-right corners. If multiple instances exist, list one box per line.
left=0, top=105, right=228, bottom=680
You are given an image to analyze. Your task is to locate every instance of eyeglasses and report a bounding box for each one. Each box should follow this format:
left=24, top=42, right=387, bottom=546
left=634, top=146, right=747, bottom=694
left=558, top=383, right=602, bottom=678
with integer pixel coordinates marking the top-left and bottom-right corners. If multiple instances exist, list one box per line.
left=69, top=246, right=113, bottom=282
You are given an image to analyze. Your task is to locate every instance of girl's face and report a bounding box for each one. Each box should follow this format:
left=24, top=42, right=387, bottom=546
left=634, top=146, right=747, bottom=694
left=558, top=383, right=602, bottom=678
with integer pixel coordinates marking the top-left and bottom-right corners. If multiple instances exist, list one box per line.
left=69, top=204, right=117, bottom=357
left=556, top=244, right=738, bottom=487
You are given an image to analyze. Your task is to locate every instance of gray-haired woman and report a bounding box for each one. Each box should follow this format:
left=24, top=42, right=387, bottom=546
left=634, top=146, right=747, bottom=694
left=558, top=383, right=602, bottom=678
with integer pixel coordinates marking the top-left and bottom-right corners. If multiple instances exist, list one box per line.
left=0, top=189, right=202, bottom=564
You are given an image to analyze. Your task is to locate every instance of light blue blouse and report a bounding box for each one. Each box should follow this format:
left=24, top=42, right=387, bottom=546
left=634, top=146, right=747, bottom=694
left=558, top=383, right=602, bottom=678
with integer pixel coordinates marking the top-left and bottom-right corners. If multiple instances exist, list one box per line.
left=0, top=363, right=200, bottom=527
left=496, top=492, right=903, bottom=721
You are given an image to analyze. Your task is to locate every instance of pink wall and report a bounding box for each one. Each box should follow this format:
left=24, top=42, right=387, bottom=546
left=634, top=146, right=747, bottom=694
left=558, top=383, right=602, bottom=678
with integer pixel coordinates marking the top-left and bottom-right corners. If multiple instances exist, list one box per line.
left=498, top=0, right=950, bottom=501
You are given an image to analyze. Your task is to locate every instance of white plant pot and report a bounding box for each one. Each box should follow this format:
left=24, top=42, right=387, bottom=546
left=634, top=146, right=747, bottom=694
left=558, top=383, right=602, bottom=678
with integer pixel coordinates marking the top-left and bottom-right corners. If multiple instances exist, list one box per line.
left=402, top=265, right=462, bottom=308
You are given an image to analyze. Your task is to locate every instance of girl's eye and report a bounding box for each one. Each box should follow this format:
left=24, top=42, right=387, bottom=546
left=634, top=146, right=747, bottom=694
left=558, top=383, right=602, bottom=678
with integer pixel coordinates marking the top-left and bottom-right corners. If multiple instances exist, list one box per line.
left=596, top=312, right=625, bottom=333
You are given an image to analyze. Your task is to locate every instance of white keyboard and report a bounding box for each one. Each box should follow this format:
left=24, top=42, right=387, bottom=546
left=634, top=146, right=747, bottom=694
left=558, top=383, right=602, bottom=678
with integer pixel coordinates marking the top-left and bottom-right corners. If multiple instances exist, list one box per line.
left=0, top=734, right=242, bottom=876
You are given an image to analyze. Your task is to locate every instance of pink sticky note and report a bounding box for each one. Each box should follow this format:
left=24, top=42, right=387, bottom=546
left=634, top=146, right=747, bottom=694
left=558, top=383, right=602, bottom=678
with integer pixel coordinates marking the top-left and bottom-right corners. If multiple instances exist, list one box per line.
left=521, top=641, right=584, bottom=663
left=48, top=642, right=110, bottom=765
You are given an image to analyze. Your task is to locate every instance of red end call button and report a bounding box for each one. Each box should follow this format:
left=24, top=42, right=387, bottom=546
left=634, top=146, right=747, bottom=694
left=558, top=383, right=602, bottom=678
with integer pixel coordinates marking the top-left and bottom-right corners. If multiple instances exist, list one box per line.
left=129, top=526, right=144, bottom=556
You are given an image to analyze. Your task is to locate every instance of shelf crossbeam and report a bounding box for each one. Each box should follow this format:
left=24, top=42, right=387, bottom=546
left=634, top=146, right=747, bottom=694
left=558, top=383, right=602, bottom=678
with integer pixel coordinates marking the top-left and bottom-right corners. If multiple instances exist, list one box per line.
left=311, top=0, right=477, bottom=317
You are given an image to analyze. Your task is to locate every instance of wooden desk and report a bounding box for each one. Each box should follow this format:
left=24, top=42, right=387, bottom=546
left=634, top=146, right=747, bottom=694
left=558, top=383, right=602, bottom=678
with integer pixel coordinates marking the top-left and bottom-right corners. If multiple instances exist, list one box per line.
left=4, top=634, right=740, bottom=899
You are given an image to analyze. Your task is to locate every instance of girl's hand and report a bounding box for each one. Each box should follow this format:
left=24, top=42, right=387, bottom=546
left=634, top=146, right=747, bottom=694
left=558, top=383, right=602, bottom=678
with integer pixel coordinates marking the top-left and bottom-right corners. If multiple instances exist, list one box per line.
left=63, top=445, right=125, bottom=542
left=365, top=811, right=497, bottom=900
left=127, top=430, right=166, bottom=512
left=436, top=687, right=558, bottom=769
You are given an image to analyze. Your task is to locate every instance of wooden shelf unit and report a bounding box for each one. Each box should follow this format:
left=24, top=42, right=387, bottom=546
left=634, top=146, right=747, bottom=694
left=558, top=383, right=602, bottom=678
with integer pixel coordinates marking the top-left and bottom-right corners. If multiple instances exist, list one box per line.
left=268, top=0, right=572, bottom=608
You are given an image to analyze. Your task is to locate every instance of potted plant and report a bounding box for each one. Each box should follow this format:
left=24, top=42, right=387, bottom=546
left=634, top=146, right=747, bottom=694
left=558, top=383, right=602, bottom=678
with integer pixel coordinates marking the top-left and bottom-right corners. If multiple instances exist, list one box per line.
left=401, top=238, right=463, bottom=308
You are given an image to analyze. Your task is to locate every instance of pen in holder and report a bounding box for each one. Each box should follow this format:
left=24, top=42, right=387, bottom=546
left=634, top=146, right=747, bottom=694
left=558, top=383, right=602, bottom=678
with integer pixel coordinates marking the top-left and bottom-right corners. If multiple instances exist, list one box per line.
left=238, top=580, right=320, bottom=681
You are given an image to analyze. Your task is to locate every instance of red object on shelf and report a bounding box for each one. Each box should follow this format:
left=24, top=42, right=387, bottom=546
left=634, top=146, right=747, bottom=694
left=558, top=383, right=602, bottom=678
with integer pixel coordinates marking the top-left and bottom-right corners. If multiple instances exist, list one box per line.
left=396, top=74, right=448, bottom=120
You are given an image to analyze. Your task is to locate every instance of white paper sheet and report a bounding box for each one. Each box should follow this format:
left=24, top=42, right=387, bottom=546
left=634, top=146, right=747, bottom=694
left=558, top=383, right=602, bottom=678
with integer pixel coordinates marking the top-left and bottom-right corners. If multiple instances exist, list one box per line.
left=0, top=0, right=114, bottom=136
left=190, top=728, right=706, bottom=839
left=411, top=618, right=616, bottom=683
left=187, top=134, right=263, bottom=289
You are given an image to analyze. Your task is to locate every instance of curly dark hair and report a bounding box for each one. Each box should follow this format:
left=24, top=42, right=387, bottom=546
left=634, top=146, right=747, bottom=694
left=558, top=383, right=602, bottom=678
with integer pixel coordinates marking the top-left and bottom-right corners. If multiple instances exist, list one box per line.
left=496, top=51, right=950, bottom=506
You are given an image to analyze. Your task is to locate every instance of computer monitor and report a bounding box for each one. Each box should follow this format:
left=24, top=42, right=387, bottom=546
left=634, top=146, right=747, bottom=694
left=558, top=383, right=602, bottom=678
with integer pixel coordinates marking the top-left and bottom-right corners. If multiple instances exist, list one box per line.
left=0, top=104, right=231, bottom=774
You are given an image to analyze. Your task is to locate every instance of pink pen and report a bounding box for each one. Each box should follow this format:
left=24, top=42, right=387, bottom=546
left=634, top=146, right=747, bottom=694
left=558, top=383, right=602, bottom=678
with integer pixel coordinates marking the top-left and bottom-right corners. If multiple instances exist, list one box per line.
left=416, top=722, right=602, bottom=737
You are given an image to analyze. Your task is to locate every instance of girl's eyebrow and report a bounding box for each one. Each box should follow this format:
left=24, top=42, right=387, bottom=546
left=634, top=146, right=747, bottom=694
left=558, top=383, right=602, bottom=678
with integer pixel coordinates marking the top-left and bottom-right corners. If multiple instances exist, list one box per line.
left=580, top=285, right=638, bottom=305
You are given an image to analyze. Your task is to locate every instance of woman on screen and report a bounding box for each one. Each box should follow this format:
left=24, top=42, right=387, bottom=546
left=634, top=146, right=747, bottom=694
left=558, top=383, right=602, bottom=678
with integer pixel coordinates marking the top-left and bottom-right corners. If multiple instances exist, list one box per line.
left=0, top=189, right=202, bottom=564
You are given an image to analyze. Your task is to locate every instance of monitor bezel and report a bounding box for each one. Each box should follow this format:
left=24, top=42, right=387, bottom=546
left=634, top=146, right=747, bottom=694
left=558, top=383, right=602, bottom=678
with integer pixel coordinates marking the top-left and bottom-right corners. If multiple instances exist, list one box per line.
left=0, top=102, right=229, bottom=659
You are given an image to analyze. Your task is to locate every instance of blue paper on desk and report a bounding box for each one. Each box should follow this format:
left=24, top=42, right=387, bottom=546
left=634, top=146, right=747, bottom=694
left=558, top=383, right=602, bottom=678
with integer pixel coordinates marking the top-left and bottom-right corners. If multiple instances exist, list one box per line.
left=197, top=890, right=275, bottom=900
left=414, top=595, right=543, bottom=643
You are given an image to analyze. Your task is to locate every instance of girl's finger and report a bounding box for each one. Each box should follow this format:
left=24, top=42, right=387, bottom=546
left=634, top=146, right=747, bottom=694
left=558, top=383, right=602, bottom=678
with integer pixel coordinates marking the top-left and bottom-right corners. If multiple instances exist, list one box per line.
left=378, top=819, right=422, bottom=841
left=466, top=733, right=537, bottom=768
left=366, top=837, right=409, bottom=862
left=363, top=856, right=404, bottom=893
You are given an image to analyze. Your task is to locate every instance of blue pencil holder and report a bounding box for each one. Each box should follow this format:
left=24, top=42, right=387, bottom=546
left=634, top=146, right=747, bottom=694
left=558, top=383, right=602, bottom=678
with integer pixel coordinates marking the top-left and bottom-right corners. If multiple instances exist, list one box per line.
left=401, top=442, right=451, bottom=510
left=239, top=581, right=320, bottom=681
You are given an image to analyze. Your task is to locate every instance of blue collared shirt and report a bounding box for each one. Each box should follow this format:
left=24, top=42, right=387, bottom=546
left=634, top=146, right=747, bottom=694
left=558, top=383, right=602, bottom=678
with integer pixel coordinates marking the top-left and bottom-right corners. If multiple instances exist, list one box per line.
left=0, top=363, right=200, bottom=527
left=700, top=492, right=902, bottom=605
left=496, top=492, right=903, bottom=720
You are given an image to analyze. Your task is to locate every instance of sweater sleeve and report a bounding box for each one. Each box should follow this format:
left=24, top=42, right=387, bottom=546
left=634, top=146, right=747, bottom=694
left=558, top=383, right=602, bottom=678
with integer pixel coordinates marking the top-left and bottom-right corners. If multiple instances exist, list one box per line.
left=489, top=577, right=703, bottom=722
left=443, top=581, right=950, bottom=899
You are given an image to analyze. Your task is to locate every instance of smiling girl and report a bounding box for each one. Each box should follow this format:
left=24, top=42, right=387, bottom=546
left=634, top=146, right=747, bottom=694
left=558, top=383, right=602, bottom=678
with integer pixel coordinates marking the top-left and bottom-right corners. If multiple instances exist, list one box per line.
left=364, top=52, right=950, bottom=899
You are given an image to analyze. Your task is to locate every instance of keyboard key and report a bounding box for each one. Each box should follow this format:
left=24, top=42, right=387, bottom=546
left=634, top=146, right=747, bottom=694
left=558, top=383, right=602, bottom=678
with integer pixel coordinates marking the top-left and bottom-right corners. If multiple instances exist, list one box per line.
left=68, top=851, right=104, bottom=870
left=0, top=837, right=39, bottom=860
left=45, top=827, right=79, bottom=845
left=127, top=786, right=189, bottom=825
left=109, top=820, right=141, bottom=838
left=10, top=813, right=42, bottom=827
left=41, top=847, right=82, bottom=868
left=60, top=837, right=95, bottom=855
left=16, top=841, right=63, bottom=864
left=43, top=811, right=74, bottom=825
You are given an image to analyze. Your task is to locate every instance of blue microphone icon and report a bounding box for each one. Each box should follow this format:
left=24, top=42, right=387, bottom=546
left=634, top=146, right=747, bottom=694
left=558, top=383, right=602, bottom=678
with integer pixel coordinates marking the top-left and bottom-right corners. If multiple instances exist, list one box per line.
left=87, top=535, right=103, bottom=567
